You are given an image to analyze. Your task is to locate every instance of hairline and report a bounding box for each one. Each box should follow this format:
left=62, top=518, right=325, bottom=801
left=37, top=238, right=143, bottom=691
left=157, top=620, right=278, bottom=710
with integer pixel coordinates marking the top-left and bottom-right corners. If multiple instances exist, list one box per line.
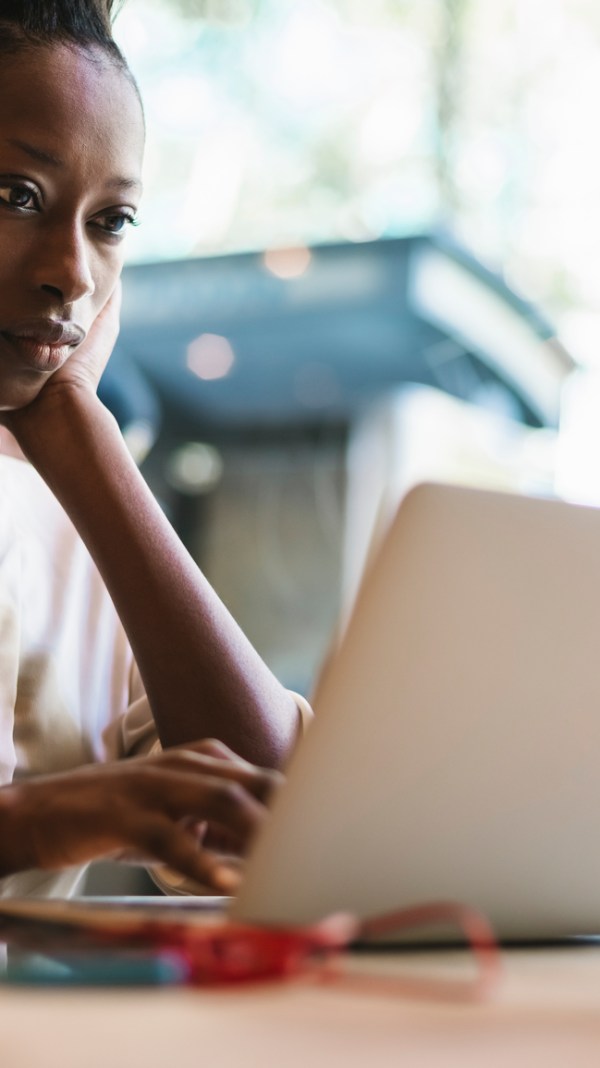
left=0, top=35, right=144, bottom=116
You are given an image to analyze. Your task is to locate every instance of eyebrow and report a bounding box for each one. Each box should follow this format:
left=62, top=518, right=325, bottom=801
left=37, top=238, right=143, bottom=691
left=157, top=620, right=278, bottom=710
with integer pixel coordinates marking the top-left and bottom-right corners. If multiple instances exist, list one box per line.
left=5, top=137, right=142, bottom=193
left=7, top=137, right=63, bottom=167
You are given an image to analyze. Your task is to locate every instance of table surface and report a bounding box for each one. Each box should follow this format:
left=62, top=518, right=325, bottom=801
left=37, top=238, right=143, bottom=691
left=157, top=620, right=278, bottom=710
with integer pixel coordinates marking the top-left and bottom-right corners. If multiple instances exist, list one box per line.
left=3, top=945, right=600, bottom=1068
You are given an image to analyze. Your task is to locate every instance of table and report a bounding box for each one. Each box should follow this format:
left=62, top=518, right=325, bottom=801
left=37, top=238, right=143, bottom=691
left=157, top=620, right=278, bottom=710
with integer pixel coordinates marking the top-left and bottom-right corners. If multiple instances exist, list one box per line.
left=3, top=946, right=600, bottom=1067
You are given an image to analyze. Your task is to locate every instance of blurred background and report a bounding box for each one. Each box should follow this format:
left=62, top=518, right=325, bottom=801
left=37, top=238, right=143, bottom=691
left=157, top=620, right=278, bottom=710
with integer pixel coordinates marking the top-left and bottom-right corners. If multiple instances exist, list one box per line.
left=99, top=0, right=600, bottom=712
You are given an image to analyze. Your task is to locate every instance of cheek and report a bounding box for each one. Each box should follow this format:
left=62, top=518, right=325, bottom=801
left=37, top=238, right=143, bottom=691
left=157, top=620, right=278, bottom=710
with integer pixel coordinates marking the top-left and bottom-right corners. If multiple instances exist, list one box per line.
left=0, top=221, right=32, bottom=286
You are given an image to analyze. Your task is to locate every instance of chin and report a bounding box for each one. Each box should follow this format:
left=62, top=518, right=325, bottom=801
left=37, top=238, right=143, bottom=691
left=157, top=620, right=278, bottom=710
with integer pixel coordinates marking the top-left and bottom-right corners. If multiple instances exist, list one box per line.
left=0, top=376, right=46, bottom=411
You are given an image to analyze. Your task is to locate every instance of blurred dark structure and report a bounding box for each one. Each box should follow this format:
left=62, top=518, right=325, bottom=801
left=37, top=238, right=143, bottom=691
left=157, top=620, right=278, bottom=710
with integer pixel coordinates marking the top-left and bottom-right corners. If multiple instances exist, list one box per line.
left=111, top=233, right=571, bottom=451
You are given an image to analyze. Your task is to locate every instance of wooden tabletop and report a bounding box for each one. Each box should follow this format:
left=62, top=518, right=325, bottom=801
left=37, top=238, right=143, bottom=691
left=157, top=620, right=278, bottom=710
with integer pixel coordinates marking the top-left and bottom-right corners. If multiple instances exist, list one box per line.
left=4, top=946, right=600, bottom=1067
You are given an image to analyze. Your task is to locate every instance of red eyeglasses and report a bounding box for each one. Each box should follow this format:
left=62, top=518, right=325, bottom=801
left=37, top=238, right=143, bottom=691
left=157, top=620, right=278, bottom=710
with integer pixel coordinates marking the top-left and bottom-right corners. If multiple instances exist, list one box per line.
left=162, top=901, right=501, bottom=997
left=1, top=899, right=501, bottom=999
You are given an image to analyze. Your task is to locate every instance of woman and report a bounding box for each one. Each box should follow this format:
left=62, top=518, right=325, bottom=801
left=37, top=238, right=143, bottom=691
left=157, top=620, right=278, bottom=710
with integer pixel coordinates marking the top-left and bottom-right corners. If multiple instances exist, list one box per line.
left=0, top=0, right=309, bottom=897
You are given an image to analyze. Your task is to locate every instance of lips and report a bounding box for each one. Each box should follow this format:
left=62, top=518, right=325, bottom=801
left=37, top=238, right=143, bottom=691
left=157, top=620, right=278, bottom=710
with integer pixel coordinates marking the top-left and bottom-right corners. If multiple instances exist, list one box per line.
left=4, top=318, right=86, bottom=348
left=0, top=318, right=86, bottom=373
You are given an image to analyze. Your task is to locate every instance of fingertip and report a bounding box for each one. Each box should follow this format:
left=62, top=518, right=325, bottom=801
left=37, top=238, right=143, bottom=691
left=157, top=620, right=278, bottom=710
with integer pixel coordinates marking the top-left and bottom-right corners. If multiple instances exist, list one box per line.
left=212, top=864, right=243, bottom=894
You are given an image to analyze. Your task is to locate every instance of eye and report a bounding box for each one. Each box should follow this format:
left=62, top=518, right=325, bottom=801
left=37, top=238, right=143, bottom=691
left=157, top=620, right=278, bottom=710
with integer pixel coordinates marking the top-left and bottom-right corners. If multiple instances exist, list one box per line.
left=93, top=209, right=139, bottom=238
left=0, top=181, right=40, bottom=212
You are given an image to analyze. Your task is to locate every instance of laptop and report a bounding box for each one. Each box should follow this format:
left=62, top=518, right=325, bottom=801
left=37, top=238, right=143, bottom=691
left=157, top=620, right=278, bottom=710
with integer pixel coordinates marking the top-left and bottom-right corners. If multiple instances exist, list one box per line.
left=3, top=481, right=600, bottom=945
left=231, top=481, right=600, bottom=941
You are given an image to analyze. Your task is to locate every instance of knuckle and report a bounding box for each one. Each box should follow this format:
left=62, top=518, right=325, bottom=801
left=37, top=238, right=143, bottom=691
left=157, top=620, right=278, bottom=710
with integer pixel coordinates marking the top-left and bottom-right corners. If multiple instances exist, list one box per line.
left=195, top=738, right=235, bottom=762
left=209, top=779, right=248, bottom=815
left=199, top=738, right=222, bottom=751
left=251, top=767, right=283, bottom=795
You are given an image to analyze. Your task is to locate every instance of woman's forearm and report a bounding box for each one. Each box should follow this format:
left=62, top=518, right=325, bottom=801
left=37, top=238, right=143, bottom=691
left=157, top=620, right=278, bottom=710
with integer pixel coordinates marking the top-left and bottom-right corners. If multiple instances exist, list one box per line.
left=13, top=387, right=298, bottom=767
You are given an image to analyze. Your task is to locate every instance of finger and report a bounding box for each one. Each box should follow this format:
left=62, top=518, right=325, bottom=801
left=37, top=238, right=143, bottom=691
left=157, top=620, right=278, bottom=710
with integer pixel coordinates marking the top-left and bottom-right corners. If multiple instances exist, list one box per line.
left=180, top=818, right=208, bottom=842
left=123, top=815, right=243, bottom=893
left=201, top=825, right=245, bottom=856
left=134, top=766, right=270, bottom=846
left=149, top=750, right=282, bottom=805
left=76, top=281, right=122, bottom=370
left=95, top=279, right=122, bottom=323
left=183, top=812, right=248, bottom=858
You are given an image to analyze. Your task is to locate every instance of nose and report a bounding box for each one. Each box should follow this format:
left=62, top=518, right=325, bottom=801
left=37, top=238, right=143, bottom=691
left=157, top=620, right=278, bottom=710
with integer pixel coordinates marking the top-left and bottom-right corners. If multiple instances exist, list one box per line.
left=33, top=221, right=95, bottom=307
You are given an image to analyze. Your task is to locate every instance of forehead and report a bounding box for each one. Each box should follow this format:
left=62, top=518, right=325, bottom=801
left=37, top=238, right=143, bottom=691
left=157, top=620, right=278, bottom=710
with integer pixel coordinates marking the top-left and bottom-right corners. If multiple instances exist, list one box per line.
left=0, top=43, right=144, bottom=190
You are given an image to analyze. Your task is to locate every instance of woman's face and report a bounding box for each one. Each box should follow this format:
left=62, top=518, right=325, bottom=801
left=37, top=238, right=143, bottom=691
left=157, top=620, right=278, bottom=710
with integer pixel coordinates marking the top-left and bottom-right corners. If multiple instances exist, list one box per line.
left=0, top=43, right=145, bottom=409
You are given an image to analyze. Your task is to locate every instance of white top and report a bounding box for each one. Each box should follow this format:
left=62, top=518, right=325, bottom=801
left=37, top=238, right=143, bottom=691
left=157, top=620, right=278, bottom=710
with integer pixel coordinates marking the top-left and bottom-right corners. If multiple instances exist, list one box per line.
left=0, top=455, right=157, bottom=898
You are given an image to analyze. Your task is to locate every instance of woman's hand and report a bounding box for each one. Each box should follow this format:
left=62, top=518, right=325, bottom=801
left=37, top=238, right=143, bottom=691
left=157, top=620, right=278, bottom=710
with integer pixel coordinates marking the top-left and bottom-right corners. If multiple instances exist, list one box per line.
left=0, top=741, right=280, bottom=893
left=0, top=282, right=124, bottom=469
left=45, top=282, right=122, bottom=398
left=0, top=284, right=121, bottom=454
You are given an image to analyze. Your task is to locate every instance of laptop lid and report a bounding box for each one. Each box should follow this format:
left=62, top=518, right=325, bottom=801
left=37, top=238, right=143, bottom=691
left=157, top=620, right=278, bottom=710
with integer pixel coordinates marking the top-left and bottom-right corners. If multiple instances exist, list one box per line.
left=232, top=482, right=600, bottom=940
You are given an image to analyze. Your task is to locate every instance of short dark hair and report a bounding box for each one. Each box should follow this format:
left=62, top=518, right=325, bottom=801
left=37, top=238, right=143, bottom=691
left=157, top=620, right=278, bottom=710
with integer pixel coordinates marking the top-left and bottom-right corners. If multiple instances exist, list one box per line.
left=0, top=1, right=129, bottom=72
